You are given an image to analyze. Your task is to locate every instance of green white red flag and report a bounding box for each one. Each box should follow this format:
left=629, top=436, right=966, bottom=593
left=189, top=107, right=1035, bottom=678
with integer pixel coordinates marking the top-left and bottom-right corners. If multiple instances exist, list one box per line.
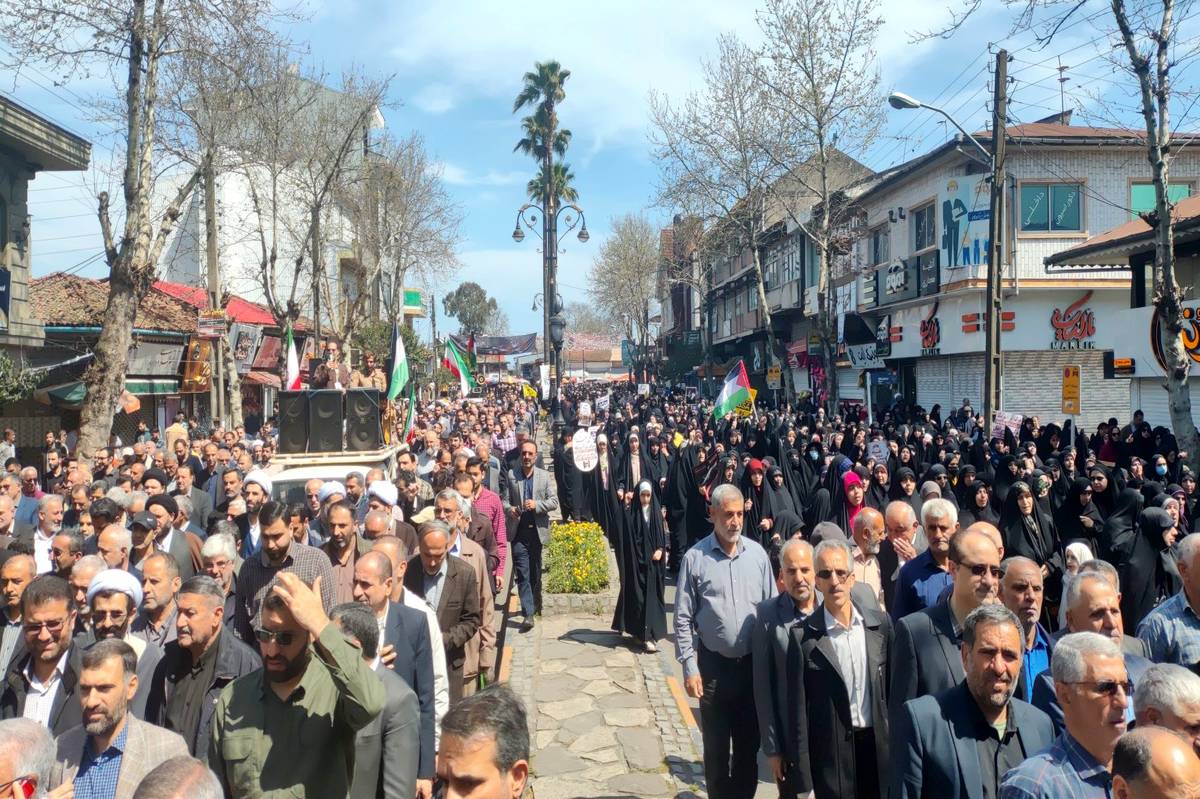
left=442, top=337, right=476, bottom=396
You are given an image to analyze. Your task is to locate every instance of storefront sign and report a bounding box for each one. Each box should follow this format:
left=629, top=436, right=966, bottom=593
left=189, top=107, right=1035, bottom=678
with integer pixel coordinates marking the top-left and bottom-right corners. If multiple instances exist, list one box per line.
left=1152, top=304, right=1200, bottom=373
left=1050, top=291, right=1098, bottom=350
left=0, top=267, right=10, bottom=331
left=228, top=323, right=263, bottom=375
left=874, top=315, right=892, bottom=358
left=197, top=309, right=226, bottom=340
left=877, top=259, right=919, bottom=305
left=918, top=251, right=941, bottom=297
left=127, top=343, right=183, bottom=376
left=180, top=338, right=213, bottom=394
left=847, top=342, right=884, bottom=370
left=920, top=302, right=941, bottom=356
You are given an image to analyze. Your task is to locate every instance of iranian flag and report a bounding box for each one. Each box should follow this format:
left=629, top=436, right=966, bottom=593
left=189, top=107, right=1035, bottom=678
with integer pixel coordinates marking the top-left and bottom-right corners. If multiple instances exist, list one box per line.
left=402, top=382, right=417, bottom=444
left=466, top=332, right=478, bottom=372
left=442, top=337, right=476, bottom=396
left=713, top=358, right=752, bottom=420
left=386, top=321, right=408, bottom=401
left=284, top=324, right=302, bottom=391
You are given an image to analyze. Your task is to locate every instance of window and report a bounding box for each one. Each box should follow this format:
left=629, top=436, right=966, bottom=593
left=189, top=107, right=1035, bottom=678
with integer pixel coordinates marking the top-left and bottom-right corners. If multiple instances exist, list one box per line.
left=734, top=289, right=742, bottom=317
left=1020, top=183, right=1083, bottom=232
left=1131, top=181, right=1192, bottom=217
left=912, top=205, right=936, bottom=251
left=765, top=246, right=779, bottom=287
left=748, top=284, right=758, bottom=310
left=870, top=226, right=889, bottom=266
left=804, top=238, right=819, bottom=288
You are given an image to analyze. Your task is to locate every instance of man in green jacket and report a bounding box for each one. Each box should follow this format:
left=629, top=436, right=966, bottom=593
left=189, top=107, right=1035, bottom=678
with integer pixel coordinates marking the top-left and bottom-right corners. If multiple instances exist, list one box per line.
left=208, top=573, right=384, bottom=797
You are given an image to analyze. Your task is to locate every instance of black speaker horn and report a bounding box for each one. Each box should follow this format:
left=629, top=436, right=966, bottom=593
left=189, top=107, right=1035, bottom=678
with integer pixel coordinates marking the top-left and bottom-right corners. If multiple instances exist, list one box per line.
left=307, top=390, right=344, bottom=452
left=346, top=389, right=382, bottom=451
left=278, top=392, right=308, bottom=454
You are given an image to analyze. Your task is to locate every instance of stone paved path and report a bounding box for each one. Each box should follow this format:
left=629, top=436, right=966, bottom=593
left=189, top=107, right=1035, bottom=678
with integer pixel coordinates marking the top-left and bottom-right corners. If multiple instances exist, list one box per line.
left=503, top=612, right=707, bottom=799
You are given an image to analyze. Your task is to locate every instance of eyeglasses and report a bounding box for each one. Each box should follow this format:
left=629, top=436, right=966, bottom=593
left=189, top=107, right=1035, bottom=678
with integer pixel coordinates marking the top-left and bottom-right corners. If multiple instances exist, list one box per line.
left=0, top=776, right=34, bottom=793
left=24, top=618, right=68, bottom=636
left=91, top=610, right=128, bottom=622
left=255, top=628, right=297, bottom=646
left=1068, top=679, right=1132, bottom=697
left=816, top=568, right=851, bottom=582
left=958, top=562, right=1002, bottom=579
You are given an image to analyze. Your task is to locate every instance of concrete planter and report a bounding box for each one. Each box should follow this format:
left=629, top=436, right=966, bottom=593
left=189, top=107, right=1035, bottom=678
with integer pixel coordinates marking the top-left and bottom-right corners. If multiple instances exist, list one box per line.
left=542, top=547, right=619, bottom=617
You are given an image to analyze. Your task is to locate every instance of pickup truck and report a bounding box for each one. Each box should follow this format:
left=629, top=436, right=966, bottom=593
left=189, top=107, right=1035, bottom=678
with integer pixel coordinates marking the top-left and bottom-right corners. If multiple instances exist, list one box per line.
left=264, top=444, right=404, bottom=505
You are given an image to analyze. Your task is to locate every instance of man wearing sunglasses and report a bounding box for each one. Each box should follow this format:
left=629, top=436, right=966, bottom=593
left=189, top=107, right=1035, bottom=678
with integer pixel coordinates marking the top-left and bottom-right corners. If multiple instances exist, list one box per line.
left=891, top=526, right=1002, bottom=725
left=1000, top=632, right=1130, bottom=798
left=209, top=571, right=384, bottom=798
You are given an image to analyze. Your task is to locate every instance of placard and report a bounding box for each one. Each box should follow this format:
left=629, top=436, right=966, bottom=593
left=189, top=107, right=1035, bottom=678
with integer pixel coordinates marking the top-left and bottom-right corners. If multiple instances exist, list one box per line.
left=572, top=429, right=598, bottom=472
left=596, top=394, right=610, bottom=412
left=991, top=410, right=1024, bottom=440
left=867, top=440, right=890, bottom=464
left=637, top=383, right=650, bottom=396
left=767, top=365, right=782, bottom=390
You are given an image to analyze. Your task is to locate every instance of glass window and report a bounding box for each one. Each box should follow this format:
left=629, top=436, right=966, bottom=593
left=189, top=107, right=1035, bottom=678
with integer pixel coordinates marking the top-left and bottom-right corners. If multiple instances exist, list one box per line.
left=1131, top=182, right=1192, bottom=216
left=1020, top=183, right=1083, bottom=231
left=871, top=227, right=889, bottom=265
left=748, top=284, right=758, bottom=309
left=913, top=205, right=935, bottom=251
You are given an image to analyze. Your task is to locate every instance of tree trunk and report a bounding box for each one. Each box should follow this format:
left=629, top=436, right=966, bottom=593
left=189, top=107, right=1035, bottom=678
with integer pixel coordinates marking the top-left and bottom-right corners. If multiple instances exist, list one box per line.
left=76, top=269, right=142, bottom=457
left=222, top=337, right=244, bottom=429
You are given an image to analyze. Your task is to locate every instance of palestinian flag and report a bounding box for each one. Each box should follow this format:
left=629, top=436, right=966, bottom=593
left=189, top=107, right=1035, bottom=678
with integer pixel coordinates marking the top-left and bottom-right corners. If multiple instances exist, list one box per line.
left=386, top=321, right=408, bottom=402
left=442, top=337, right=477, bottom=396
left=284, top=324, right=302, bottom=391
left=713, top=359, right=752, bottom=420
left=402, top=382, right=417, bottom=444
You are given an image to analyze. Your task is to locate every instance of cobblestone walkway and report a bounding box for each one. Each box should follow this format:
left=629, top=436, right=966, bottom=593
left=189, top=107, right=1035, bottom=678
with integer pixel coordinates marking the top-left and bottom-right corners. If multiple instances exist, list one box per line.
left=503, top=612, right=706, bottom=799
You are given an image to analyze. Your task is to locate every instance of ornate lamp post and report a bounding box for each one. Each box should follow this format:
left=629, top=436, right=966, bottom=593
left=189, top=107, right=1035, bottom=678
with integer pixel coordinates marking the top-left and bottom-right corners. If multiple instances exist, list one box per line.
left=513, top=202, right=588, bottom=433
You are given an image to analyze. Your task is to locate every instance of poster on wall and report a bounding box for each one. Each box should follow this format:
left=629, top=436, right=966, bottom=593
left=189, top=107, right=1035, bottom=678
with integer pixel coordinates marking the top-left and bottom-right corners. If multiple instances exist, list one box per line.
left=940, top=176, right=991, bottom=269
left=228, top=323, right=263, bottom=375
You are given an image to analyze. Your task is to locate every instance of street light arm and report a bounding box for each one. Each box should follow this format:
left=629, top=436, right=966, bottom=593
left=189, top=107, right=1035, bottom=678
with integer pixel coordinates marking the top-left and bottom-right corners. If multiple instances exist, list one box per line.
left=921, top=102, right=992, bottom=165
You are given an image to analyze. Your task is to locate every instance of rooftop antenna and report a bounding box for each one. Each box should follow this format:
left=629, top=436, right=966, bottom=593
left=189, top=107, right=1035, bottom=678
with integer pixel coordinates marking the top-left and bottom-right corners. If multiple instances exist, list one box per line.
left=1057, top=57, right=1071, bottom=117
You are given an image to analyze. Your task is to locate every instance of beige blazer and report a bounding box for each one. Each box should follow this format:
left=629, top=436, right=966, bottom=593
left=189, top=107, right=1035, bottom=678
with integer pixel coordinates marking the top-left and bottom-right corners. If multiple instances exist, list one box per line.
left=51, top=715, right=189, bottom=799
left=456, top=535, right=496, bottom=679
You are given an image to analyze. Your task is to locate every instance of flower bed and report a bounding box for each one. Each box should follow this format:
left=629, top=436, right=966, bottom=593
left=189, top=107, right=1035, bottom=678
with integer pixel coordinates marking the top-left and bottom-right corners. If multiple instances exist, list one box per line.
left=545, top=521, right=610, bottom=594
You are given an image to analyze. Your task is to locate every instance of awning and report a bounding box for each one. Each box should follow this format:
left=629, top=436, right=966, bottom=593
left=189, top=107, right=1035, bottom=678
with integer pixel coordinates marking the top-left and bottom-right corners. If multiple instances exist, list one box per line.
left=243, top=370, right=281, bottom=388
left=34, top=378, right=180, bottom=409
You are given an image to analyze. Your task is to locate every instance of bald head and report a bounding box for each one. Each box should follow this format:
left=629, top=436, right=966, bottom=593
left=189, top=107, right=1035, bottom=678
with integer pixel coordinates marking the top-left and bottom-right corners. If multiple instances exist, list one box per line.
left=1113, top=726, right=1200, bottom=799
left=851, top=507, right=885, bottom=557
left=950, top=529, right=1001, bottom=610
left=358, top=550, right=393, bottom=581
left=964, top=521, right=1004, bottom=559
left=363, top=510, right=392, bottom=541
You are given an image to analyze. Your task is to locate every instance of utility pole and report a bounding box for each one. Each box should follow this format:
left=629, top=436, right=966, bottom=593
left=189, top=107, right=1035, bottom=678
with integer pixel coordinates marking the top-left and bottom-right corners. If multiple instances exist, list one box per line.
left=983, top=49, right=1008, bottom=428
left=204, top=157, right=225, bottom=426
left=311, top=205, right=322, bottom=357
left=430, top=293, right=437, bottom=397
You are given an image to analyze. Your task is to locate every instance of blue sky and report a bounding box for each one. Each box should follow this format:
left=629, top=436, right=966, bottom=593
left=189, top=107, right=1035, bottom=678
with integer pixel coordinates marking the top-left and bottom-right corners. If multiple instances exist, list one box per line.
left=11, top=0, right=1198, bottom=338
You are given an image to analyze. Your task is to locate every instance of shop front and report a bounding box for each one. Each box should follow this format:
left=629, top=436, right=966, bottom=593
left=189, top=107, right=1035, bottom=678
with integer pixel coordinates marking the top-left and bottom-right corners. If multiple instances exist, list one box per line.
left=1103, top=300, right=1200, bottom=428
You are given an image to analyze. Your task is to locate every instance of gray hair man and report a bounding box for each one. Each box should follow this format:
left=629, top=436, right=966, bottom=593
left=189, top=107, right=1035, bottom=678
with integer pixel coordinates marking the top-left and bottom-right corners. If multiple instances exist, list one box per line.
left=1132, top=663, right=1200, bottom=756
left=891, top=498, right=958, bottom=620
left=675, top=483, right=775, bottom=798
left=1000, top=632, right=1129, bottom=798
left=32, top=495, right=64, bottom=575
left=0, top=718, right=54, bottom=798
left=130, top=756, right=223, bottom=799
left=1139, top=532, right=1200, bottom=665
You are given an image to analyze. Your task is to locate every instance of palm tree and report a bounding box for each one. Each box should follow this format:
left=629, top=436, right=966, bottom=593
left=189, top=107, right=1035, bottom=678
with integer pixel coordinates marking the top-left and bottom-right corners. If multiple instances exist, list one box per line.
left=513, top=106, right=571, bottom=159
left=527, top=162, right=578, bottom=205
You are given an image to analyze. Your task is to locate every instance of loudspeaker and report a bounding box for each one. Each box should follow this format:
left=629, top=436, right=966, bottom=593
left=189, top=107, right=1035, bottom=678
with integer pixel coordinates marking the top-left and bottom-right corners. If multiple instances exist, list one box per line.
left=278, top=392, right=308, bottom=454
left=307, top=390, right=344, bottom=452
left=346, top=389, right=381, bottom=451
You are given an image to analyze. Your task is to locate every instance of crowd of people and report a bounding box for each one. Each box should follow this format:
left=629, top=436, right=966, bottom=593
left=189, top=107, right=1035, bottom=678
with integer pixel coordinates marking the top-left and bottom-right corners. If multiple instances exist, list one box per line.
left=544, top=385, right=1200, bottom=799
left=0, top=384, right=553, bottom=798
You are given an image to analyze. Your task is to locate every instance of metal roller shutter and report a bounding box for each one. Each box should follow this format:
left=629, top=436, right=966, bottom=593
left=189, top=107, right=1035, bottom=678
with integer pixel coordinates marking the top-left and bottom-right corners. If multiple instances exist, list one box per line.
left=917, top=357, right=950, bottom=411
left=838, top=367, right=864, bottom=401
left=1001, top=350, right=1129, bottom=430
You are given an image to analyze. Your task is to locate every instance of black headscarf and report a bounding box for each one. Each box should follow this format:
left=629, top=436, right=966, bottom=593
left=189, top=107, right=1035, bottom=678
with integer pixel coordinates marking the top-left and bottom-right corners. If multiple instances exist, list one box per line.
left=1053, top=478, right=1104, bottom=553
left=998, top=481, right=1063, bottom=597
left=960, top=477, right=999, bottom=528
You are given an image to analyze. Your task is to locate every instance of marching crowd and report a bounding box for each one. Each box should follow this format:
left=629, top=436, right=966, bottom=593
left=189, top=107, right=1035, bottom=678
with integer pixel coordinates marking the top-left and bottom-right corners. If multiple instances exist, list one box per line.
left=0, top=380, right=553, bottom=798
left=548, top=384, right=1200, bottom=799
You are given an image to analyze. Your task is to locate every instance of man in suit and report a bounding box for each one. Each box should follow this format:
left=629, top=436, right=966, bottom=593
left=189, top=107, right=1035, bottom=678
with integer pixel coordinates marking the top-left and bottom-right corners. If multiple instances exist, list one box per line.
left=353, top=550, right=436, bottom=796
left=999, top=557, right=1055, bottom=705
left=889, top=603, right=1056, bottom=799
left=1050, top=559, right=1149, bottom=658
left=502, top=439, right=559, bottom=631
left=0, top=574, right=86, bottom=736
left=891, top=528, right=1001, bottom=724
left=1032, top=571, right=1153, bottom=733
left=790, top=538, right=892, bottom=799
left=880, top=501, right=926, bottom=612
left=142, top=496, right=195, bottom=581
left=332, top=603, right=420, bottom=799
left=403, top=521, right=480, bottom=705
left=753, top=538, right=819, bottom=798
left=50, top=638, right=189, bottom=799
left=172, top=465, right=212, bottom=532
left=435, top=489, right=495, bottom=697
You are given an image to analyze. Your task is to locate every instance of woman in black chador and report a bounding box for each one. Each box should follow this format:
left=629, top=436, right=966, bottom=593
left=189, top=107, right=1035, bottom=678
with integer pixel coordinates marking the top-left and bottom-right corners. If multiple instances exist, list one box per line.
left=612, top=481, right=668, bottom=652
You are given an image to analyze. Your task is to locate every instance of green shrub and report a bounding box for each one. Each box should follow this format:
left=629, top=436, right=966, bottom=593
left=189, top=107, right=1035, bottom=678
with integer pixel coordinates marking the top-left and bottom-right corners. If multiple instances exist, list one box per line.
left=544, top=521, right=610, bottom=594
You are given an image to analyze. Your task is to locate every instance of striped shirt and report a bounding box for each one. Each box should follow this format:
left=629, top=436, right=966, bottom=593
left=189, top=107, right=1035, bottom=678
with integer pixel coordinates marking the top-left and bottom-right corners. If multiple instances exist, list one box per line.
left=999, top=731, right=1112, bottom=799
left=1137, top=590, right=1200, bottom=667
left=235, top=542, right=335, bottom=641
left=473, top=488, right=507, bottom=576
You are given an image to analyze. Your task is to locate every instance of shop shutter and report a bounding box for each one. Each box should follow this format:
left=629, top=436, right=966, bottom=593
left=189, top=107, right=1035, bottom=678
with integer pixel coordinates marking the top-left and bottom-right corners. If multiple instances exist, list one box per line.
left=917, top=357, right=951, bottom=411
left=838, top=367, right=865, bottom=401
left=1001, top=350, right=1129, bottom=430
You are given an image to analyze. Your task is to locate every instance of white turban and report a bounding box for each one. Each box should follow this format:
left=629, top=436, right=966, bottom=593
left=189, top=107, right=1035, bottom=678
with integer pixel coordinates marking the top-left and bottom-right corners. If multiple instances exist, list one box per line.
left=367, top=480, right=398, bottom=507
left=244, top=469, right=273, bottom=495
left=318, top=481, right=346, bottom=502
left=86, top=568, right=143, bottom=607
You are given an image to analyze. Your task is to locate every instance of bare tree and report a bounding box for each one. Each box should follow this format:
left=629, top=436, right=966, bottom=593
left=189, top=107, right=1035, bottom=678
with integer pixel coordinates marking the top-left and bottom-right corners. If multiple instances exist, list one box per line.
left=923, top=0, right=1200, bottom=468
left=650, top=36, right=790, bottom=394
left=587, top=213, right=660, bottom=349
left=757, top=0, right=884, bottom=410
left=0, top=0, right=283, bottom=455
left=564, top=301, right=615, bottom=337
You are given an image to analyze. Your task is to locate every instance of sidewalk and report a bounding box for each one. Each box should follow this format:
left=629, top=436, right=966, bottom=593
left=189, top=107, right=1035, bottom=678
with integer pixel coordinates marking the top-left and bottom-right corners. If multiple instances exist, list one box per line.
left=503, top=611, right=706, bottom=799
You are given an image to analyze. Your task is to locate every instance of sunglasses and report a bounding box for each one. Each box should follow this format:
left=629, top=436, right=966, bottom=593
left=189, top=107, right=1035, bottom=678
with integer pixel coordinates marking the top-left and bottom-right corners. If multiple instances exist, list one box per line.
left=24, top=618, right=68, bottom=635
left=1070, top=679, right=1132, bottom=697
left=816, top=568, right=851, bottom=581
left=959, top=562, right=1003, bottom=579
left=255, top=628, right=297, bottom=646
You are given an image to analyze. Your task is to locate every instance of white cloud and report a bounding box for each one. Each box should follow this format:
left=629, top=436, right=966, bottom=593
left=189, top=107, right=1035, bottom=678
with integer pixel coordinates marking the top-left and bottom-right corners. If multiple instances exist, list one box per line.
left=438, top=162, right=528, bottom=187
left=411, top=83, right=456, bottom=115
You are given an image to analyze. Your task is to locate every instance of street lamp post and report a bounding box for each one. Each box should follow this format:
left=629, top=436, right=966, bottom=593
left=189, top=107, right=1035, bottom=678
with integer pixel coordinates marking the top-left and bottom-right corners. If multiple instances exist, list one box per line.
left=887, top=66, right=1006, bottom=427
left=513, top=202, right=588, bottom=434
